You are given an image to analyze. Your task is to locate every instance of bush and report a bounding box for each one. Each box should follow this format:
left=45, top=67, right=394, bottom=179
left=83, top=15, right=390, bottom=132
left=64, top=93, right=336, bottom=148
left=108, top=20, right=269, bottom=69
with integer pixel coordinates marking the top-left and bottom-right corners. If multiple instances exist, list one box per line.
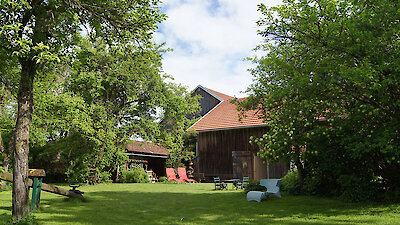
left=281, top=169, right=300, bottom=195
left=97, top=171, right=112, bottom=183
left=383, top=188, right=400, bottom=203
left=337, top=174, right=375, bottom=202
left=157, top=176, right=178, bottom=184
left=0, top=181, right=12, bottom=192
left=158, top=176, right=168, bottom=182
left=244, top=180, right=266, bottom=193
left=119, top=166, right=149, bottom=183
left=6, top=215, right=38, bottom=225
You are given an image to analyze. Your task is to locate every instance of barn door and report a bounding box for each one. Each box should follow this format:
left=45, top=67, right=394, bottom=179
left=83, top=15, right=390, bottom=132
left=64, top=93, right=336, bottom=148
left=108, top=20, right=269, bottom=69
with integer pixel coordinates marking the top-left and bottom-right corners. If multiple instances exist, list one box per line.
left=232, top=151, right=252, bottom=179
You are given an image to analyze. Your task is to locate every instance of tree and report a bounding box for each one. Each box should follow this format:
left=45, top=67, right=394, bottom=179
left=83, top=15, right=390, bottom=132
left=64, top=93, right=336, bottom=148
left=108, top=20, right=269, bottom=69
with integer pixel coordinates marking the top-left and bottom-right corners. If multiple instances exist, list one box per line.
left=57, top=38, right=198, bottom=182
left=0, top=0, right=164, bottom=220
left=239, top=0, right=400, bottom=199
left=0, top=49, right=19, bottom=190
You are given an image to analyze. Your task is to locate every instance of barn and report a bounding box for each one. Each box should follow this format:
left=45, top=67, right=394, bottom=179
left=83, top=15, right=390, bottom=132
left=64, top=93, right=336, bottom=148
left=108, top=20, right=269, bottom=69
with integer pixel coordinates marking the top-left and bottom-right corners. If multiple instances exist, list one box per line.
left=125, top=141, right=169, bottom=178
left=189, top=85, right=289, bottom=180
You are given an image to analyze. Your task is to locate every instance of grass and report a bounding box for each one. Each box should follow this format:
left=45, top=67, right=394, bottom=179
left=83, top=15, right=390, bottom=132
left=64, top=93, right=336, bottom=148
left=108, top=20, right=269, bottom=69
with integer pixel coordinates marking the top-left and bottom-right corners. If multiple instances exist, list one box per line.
left=0, top=183, right=399, bottom=224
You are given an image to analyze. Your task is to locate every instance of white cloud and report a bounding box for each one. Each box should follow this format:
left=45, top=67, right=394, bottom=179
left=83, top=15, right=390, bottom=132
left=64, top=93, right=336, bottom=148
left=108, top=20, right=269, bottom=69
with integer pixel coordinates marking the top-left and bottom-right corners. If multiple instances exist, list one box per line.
left=156, top=0, right=282, bottom=97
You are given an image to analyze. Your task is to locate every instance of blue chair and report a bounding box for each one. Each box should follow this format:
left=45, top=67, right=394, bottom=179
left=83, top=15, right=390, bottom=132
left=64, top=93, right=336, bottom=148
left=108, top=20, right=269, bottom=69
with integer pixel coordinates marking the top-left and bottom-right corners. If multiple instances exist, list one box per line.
left=235, top=177, right=249, bottom=190
left=247, top=179, right=281, bottom=202
left=214, top=177, right=227, bottom=190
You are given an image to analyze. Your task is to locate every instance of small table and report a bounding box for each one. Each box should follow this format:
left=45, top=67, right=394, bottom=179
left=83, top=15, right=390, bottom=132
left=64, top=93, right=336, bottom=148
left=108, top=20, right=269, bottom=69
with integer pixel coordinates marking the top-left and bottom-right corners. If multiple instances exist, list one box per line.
left=223, top=179, right=241, bottom=190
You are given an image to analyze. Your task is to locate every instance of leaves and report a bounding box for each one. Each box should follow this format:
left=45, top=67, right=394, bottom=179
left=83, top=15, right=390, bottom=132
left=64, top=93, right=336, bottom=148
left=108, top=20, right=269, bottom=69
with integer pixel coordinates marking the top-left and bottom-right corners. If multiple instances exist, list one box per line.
left=28, top=37, right=199, bottom=182
left=239, top=0, right=400, bottom=198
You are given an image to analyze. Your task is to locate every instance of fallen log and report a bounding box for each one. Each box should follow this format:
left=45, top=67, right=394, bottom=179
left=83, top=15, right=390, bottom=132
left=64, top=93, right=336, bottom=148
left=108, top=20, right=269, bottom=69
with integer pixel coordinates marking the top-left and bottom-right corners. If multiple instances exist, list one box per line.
left=0, top=171, right=83, bottom=199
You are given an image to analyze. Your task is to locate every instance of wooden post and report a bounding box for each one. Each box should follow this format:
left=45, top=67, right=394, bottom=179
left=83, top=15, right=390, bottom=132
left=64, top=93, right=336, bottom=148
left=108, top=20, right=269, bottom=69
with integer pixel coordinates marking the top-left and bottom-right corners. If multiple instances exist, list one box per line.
left=30, top=177, right=43, bottom=211
left=28, top=169, right=45, bottom=212
left=0, top=170, right=83, bottom=200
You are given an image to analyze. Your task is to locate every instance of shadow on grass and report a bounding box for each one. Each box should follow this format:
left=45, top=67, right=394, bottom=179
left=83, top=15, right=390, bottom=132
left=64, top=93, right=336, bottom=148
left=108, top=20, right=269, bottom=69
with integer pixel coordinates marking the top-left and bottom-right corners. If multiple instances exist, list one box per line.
left=33, top=189, right=391, bottom=225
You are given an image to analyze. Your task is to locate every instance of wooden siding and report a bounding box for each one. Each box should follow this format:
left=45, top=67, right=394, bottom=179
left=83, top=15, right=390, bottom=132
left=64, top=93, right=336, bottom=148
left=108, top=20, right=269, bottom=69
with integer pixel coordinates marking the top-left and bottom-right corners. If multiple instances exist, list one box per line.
left=266, top=161, right=290, bottom=179
left=193, top=88, right=221, bottom=117
left=196, top=127, right=267, bottom=180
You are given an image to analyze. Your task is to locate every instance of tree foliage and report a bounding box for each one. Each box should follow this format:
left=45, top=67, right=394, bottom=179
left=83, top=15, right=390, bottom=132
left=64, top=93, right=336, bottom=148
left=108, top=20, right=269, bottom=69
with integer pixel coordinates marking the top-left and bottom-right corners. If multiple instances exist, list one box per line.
left=1, top=0, right=165, bottom=219
left=29, top=38, right=199, bottom=182
left=239, top=0, right=400, bottom=201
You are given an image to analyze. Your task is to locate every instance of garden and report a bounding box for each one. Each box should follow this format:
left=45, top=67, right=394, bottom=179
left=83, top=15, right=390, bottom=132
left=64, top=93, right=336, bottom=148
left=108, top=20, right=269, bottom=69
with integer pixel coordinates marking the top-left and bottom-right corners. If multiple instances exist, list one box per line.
left=1, top=183, right=399, bottom=225
left=2, top=0, right=400, bottom=223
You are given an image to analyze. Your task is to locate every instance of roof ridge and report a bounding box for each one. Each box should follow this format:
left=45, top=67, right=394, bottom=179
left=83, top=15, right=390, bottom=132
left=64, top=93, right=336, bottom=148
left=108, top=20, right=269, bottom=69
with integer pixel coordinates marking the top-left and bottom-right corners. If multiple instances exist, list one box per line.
left=205, top=87, right=233, bottom=101
left=187, top=100, right=225, bottom=131
left=189, top=95, right=265, bottom=132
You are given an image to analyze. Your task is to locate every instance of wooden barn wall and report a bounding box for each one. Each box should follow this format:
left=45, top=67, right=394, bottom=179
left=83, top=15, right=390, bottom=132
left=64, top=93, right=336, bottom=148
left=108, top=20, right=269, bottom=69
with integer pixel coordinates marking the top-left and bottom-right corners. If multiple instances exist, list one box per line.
left=196, top=127, right=267, bottom=179
left=193, top=88, right=220, bottom=117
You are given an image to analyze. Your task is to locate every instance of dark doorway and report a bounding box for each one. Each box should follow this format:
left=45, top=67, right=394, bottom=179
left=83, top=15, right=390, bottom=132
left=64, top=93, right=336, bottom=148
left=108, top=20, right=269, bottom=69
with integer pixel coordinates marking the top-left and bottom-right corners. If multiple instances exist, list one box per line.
left=232, top=151, right=252, bottom=179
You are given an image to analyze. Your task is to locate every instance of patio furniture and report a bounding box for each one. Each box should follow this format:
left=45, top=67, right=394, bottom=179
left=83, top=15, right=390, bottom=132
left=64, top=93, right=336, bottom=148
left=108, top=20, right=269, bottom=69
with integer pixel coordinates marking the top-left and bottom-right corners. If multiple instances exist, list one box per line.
left=146, top=170, right=158, bottom=183
left=236, top=176, right=249, bottom=190
left=166, top=168, right=184, bottom=182
left=214, top=177, right=227, bottom=190
left=247, top=179, right=282, bottom=202
left=178, top=167, right=197, bottom=183
left=88, top=168, right=98, bottom=185
left=223, top=179, right=241, bottom=190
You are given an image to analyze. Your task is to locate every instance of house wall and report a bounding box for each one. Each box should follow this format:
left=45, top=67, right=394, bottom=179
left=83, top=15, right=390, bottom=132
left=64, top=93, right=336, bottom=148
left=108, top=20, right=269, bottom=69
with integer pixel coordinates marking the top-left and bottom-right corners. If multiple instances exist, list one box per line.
left=253, top=155, right=290, bottom=179
left=195, top=126, right=267, bottom=180
left=163, top=87, right=221, bottom=129
left=253, top=155, right=268, bottom=180
left=266, top=161, right=290, bottom=179
left=128, top=156, right=166, bottom=177
left=195, top=126, right=289, bottom=180
left=192, top=88, right=221, bottom=118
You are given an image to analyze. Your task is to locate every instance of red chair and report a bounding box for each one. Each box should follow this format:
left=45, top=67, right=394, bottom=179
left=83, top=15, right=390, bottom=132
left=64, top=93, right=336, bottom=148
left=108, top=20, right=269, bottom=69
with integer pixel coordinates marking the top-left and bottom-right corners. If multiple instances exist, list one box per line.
left=166, top=168, right=184, bottom=182
left=178, top=167, right=197, bottom=183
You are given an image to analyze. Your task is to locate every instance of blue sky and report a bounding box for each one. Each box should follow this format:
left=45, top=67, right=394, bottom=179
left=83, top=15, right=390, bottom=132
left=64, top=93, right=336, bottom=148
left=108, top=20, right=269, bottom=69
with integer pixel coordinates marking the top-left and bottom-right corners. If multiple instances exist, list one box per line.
left=155, top=0, right=282, bottom=97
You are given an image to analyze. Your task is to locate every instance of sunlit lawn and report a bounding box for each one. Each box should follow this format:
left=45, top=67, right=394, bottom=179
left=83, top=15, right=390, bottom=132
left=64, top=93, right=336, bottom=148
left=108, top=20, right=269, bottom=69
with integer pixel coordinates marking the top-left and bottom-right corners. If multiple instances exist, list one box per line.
left=0, top=183, right=399, bottom=224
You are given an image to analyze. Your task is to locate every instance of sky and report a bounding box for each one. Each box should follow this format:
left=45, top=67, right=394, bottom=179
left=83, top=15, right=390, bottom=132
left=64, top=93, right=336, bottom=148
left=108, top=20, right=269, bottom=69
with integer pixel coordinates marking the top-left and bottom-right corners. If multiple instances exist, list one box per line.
left=155, top=0, right=283, bottom=98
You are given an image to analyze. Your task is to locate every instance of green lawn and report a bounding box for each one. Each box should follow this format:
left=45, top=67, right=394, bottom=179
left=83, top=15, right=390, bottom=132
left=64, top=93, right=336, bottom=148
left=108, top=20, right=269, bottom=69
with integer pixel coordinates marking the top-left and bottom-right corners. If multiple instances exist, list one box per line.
left=0, top=183, right=399, bottom=224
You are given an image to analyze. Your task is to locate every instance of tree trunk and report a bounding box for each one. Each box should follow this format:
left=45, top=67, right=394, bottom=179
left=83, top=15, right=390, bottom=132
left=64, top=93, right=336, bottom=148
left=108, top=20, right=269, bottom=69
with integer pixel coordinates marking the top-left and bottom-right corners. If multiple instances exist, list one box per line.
left=13, top=59, right=36, bottom=220
left=295, top=157, right=305, bottom=193
left=116, top=164, right=120, bottom=182
left=0, top=95, right=6, bottom=190
left=0, top=131, right=4, bottom=190
left=0, top=90, right=3, bottom=155
left=0, top=89, right=6, bottom=190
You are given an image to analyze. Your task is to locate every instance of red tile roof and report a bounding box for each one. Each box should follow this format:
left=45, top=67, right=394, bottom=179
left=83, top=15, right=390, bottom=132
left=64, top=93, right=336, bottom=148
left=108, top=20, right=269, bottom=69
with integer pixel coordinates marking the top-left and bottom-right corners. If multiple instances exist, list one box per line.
left=126, top=141, right=169, bottom=156
left=189, top=96, right=266, bottom=132
left=205, top=87, right=234, bottom=101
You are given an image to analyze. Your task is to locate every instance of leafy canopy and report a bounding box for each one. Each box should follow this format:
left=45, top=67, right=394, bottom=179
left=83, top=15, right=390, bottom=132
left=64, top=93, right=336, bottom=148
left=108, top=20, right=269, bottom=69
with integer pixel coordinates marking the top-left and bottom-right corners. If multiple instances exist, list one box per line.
left=238, top=0, right=400, bottom=200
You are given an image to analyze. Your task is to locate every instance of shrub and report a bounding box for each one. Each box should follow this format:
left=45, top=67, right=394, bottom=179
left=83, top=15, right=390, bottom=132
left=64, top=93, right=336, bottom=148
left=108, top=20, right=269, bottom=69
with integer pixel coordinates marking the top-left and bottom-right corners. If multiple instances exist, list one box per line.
left=383, top=188, right=400, bottom=203
left=97, top=171, right=112, bottom=183
left=303, top=174, right=321, bottom=196
left=337, top=174, right=375, bottom=202
left=6, top=215, right=38, bottom=225
left=281, top=169, right=300, bottom=195
left=119, top=166, right=149, bottom=183
left=158, top=176, right=168, bottom=182
left=158, top=176, right=178, bottom=184
left=244, top=180, right=266, bottom=193
left=120, top=170, right=134, bottom=183
left=0, top=181, right=12, bottom=192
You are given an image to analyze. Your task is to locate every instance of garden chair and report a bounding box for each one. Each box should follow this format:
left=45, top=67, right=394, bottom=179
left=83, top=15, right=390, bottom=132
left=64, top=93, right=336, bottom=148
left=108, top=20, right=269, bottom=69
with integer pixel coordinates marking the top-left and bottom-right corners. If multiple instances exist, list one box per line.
left=247, top=179, right=281, bottom=202
left=242, top=177, right=249, bottom=188
left=87, top=168, right=98, bottom=185
left=166, top=168, right=184, bottom=182
left=146, top=170, right=158, bottom=183
left=235, top=176, right=249, bottom=190
left=214, top=177, right=227, bottom=190
left=177, top=167, right=197, bottom=183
